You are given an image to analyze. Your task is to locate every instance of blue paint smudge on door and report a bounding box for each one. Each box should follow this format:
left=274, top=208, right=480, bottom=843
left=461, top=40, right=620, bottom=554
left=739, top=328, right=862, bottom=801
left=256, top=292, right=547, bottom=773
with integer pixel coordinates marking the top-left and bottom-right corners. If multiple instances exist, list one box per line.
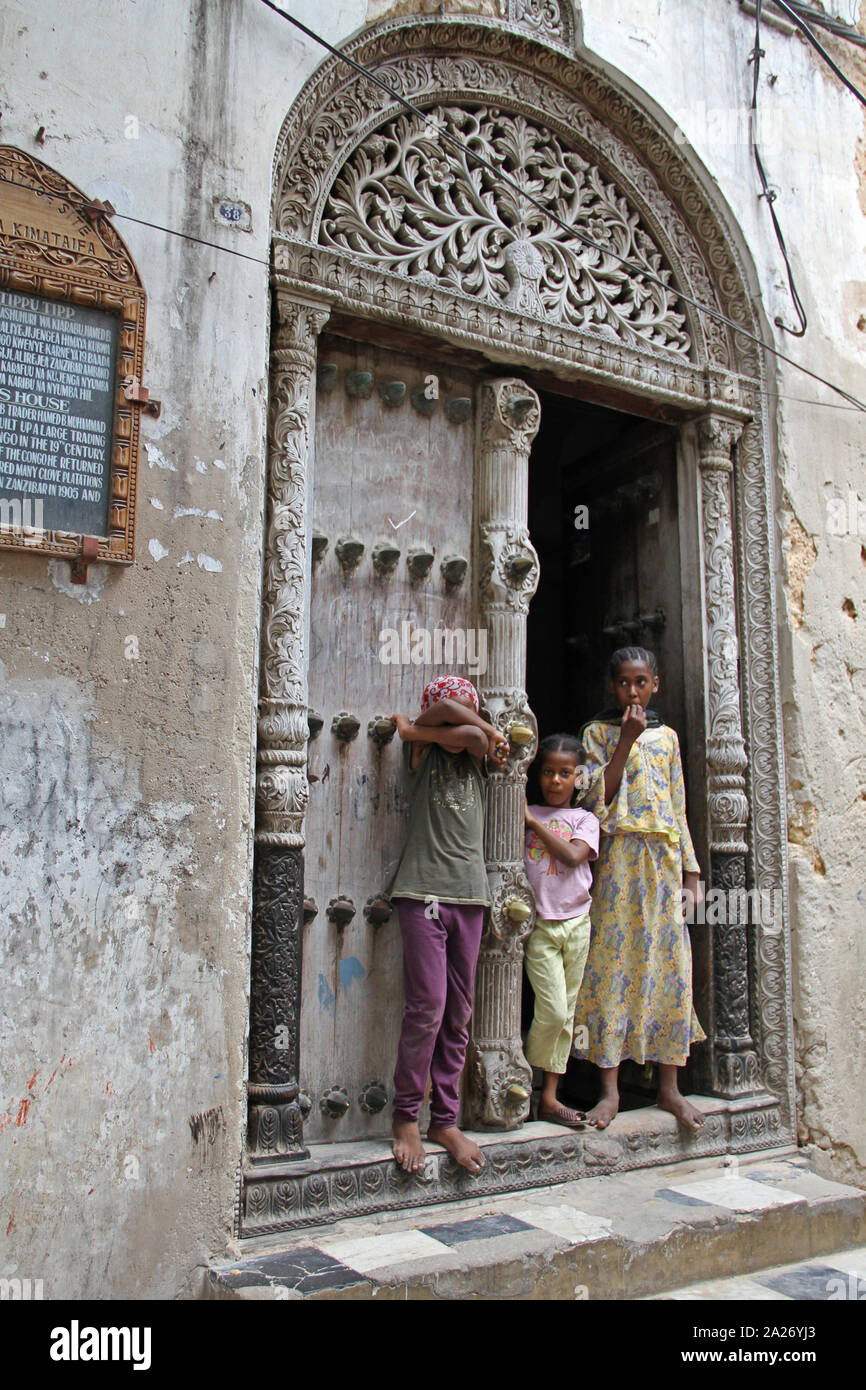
left=318, top=972, right=336, bottom=1011
left=338, top=957, right=366, bottom=989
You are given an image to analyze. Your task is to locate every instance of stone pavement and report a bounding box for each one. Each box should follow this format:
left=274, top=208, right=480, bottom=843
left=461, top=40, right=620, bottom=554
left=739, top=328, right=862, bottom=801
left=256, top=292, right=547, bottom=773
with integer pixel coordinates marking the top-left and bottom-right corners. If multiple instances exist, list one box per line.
left=203, top=1148, right=866, bottom=1300
left=651, top=1246, right=866, bottom=1300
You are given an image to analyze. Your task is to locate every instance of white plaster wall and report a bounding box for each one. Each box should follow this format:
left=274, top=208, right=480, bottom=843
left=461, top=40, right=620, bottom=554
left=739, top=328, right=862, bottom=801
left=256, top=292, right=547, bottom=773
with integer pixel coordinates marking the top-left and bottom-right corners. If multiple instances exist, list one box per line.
left=577, top=0, right=866, bottom=1182
left=0, top=0, right=863, bottom=1299
left=0, top=0, right=361, bottom=1300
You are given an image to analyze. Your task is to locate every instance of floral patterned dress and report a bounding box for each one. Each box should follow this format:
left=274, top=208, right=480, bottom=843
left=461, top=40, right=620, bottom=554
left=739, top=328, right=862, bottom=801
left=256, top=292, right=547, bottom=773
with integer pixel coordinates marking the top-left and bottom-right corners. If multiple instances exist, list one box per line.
left=572, top=721, right=705, bottom=1069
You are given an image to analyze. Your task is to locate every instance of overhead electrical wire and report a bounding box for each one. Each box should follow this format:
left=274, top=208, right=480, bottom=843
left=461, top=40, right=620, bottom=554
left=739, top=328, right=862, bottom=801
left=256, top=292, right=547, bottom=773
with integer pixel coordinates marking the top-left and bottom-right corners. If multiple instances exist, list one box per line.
left=777, top=2, right=866, bottom=49
left=10, top=170, right=860, bottom=410
left=749, top=0, right=808, bottom=336
left=259, top=1, right=866, bottom=411
left=6, top=4, right=862, bottom=412
left=772, top=0, right=866, bottom=105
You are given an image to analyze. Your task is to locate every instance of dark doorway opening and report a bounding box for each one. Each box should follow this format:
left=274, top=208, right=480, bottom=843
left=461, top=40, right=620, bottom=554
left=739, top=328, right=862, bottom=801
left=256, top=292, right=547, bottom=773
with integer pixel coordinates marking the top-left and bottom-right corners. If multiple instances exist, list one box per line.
left=525, top=387, right=705, bottom=1114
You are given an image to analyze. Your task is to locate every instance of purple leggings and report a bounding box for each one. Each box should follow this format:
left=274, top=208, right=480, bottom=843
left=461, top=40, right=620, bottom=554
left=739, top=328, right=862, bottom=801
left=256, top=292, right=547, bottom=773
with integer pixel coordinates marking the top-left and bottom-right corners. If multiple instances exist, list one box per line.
left=392, top=898, right=485, bottom=1130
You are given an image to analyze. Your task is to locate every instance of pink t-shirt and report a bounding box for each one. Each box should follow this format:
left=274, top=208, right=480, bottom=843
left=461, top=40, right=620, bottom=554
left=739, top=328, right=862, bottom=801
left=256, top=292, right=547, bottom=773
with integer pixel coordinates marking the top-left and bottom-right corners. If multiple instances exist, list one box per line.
left=524, top=805, right=600, bottom=920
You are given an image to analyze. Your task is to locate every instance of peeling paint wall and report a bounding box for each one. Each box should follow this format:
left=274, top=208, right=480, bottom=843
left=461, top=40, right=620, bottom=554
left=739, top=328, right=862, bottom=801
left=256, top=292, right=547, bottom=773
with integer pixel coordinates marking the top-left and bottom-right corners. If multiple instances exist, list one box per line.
left=0, top=0, right=864, bottom=1298
left=579, top=0, right=865, bottom=1185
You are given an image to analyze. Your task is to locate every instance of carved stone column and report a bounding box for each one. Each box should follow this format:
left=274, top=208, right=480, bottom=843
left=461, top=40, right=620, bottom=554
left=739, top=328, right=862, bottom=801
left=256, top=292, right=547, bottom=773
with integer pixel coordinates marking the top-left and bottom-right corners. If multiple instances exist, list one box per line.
left=247, top=291, right=330, bottom=1162
left=464, top=379, right=540, bottom=1130
left=698, top=414, right=761, bottom=1098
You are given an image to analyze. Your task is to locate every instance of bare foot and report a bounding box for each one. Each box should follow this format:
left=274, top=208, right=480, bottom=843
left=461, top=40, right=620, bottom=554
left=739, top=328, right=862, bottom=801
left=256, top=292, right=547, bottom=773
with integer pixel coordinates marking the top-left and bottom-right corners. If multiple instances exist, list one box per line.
left=658, top=1092, right=705, bottom=1131
left=392, top=1118, right=426, bottom=1172
left=585, top=1094, right=619, bottom=1130
left=427, top=1124, right=485, bottom=1173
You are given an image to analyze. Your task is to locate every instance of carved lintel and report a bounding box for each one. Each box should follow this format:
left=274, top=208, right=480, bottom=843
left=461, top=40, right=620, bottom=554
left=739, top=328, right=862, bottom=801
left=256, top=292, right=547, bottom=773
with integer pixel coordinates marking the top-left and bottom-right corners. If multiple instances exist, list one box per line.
left=698, top=413, right=749, bottom=856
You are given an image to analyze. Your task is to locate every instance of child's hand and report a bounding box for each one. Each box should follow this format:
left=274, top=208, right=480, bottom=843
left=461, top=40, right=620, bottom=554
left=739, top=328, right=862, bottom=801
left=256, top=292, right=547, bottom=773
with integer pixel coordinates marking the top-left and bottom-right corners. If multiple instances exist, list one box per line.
left=682, top=871, right=703, bottom=922
left=389, top=714, right=413, bottom=740
left=619, top=703, right=647, bottom=745
left=487, top=731, right=509, bottom=765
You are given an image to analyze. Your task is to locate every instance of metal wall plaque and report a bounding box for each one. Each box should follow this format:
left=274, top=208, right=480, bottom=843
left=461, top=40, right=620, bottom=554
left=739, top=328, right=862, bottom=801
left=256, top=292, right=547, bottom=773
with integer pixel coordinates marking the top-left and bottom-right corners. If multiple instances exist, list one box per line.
left=0, top=146, right=146, bottom=564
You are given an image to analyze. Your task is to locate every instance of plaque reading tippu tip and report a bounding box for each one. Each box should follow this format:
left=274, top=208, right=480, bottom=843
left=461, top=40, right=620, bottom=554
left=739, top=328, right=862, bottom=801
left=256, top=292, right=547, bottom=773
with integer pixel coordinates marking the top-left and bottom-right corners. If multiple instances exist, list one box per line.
left=0, top=289, right=119, bottom=537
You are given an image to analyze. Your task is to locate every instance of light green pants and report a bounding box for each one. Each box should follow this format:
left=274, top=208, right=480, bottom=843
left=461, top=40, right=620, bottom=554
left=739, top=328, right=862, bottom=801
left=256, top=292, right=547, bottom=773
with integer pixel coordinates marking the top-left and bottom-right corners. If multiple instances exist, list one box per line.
left=524, top=913, right=592, bottom=1075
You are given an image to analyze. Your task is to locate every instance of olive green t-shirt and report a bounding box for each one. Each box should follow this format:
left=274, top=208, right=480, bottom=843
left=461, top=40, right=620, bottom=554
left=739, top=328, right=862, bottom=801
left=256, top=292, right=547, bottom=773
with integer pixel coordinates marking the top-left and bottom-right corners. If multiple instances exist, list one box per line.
left=387, top=740, right=490, bottom=906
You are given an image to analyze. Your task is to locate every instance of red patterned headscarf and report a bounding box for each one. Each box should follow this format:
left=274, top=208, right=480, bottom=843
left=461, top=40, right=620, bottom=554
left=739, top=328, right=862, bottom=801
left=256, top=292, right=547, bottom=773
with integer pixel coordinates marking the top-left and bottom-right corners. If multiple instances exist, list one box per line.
left=420, top=674, right=480, bottom=714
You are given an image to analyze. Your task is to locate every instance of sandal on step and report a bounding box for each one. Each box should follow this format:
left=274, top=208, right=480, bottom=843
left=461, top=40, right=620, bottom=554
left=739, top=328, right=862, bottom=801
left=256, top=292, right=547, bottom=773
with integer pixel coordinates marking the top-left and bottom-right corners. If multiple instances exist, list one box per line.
left=537, top=1105, right=591, bottom=1130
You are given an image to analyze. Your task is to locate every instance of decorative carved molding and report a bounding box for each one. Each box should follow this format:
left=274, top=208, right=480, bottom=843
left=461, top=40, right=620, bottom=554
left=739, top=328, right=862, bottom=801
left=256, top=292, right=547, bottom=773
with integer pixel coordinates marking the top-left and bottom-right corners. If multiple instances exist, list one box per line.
left=248, top=291, right=330, bottom=1165
left=0, top=145, right=146, bottom=564
left=238, top=1098, right=784, bottom=1235
left=274, top=239, right=722, bottom=412
left=257, top=294, right=330, bottom=850
left=698, top=414, right=749, bottom=856
left=507, top=0, right=576, bottom=51
left=247, top=846, right=309, bottom=1162
left=321, top=106, right=689, bottom=357
left=734, top=411, right=794, bottom=1132
left=465, top=379, right=540, bottom=1130
left=709, top=851, right=761, bottom=1098
left=271, top=18, right=743, bottom=370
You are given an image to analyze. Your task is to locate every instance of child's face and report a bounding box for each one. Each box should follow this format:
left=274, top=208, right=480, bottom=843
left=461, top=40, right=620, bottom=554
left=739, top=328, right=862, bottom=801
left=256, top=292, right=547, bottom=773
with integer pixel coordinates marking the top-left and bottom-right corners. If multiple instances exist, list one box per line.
left=610, top=659, right=659, bottom=711
left=538, top=751, right=580, bottom=807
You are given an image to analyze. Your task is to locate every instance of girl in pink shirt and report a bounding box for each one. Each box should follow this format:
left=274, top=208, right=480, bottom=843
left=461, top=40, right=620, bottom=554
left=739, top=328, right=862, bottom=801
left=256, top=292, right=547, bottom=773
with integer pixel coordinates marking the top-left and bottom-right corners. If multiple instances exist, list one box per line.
left=524, top=734, right=600, bottom=1128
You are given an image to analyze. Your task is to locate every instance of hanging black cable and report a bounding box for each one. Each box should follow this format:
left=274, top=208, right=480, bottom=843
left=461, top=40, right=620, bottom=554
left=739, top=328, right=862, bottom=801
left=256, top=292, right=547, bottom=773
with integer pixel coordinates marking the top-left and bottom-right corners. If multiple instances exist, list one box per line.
left=750, top=0, right=808, bottom=336
left=260, top=2, right=866, bottom=411
left=772, top=0, right=866, bottom=105
left=778, top=2, right=866, bottom=49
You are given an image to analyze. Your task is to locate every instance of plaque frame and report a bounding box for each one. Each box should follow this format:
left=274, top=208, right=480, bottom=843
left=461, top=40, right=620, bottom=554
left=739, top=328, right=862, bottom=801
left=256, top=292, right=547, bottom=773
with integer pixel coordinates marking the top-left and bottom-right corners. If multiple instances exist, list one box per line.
left=0, top=146, right=147, bottom=565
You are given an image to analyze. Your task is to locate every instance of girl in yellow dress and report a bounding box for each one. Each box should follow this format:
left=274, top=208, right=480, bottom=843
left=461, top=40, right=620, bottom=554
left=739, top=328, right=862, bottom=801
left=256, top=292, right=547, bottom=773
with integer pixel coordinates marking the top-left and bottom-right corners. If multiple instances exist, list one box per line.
left=572, top=647, right=706, bottom=1131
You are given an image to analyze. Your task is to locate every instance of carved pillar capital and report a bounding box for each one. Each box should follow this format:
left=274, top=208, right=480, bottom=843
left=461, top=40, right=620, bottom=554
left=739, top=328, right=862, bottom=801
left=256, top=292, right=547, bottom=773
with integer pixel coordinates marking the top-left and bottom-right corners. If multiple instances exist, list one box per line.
left=272, top=291, right=331, bottom=361
left=479, top=378, right=541, bottom=456
left=697, top=413, right=744, bottom=469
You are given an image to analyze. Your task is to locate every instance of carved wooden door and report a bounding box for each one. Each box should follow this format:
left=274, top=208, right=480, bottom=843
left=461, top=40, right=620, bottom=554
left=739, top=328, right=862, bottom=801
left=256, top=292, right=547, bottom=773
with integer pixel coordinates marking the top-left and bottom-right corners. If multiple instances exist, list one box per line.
left=301, top=333, right=479, bottom=1142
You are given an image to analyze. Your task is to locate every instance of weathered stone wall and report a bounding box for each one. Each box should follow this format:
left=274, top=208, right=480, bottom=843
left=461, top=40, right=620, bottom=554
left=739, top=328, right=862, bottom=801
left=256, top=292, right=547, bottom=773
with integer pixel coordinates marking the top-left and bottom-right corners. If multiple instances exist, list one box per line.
left=0, top=0, right=863, bottom=1299
left=572, top=3, right=866, bottom=1184
left=0, top=0, right=371, bottom=1300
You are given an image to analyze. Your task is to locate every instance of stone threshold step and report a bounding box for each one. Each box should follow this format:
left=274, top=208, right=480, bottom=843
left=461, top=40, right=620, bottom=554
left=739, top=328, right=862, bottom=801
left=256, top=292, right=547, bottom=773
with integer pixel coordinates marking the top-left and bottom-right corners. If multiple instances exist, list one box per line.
left=240, top=1093, right=788, bottom=1236
left=206, top=1150, right=866, bottom=1301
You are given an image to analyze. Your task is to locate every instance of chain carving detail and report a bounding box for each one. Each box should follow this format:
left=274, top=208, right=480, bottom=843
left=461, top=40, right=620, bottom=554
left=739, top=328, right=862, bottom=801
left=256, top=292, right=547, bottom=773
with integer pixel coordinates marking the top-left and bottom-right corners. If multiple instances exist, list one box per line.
left=321, top=106, right=690, bottom=358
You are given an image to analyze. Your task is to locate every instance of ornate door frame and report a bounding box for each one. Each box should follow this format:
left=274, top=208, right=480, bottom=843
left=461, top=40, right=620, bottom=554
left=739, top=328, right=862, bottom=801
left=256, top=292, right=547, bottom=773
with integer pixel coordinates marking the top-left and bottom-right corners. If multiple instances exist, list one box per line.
left=241, top=10, right=793, bottom=1231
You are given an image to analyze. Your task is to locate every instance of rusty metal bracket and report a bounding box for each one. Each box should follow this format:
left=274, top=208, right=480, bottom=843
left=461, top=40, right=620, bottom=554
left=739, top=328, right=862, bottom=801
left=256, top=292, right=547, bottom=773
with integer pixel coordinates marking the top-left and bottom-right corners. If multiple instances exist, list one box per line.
left=124, top=375, right=161, bottom=419
left=69, top=535, right=100, bottom=585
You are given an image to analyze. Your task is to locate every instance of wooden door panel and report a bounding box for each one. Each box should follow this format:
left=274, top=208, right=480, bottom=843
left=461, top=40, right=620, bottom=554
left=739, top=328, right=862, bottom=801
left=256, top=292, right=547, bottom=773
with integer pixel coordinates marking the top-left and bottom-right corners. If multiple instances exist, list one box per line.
left=301, top=335, right=477, bottom=1141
